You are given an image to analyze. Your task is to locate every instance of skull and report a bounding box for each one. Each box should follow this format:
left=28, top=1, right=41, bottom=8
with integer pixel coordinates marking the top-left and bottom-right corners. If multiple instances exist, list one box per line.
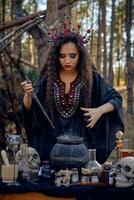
left=27, top=147, right=41, bottom=170
left=16, top=145, right=41, bottom=173
left=115, top=156, right=134, bottom=187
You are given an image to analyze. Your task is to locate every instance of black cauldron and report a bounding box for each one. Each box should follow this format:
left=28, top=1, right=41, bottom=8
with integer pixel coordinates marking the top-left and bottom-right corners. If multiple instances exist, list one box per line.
left=50, top=135, right=89, bottom=169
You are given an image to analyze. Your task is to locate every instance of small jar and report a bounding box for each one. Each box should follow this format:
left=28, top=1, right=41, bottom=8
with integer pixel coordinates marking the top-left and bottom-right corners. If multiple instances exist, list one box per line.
left=91, top=171, right=99, bottom=183
left=109, top=170, right=114, bottom=185
left=81, top=173, right=90, bottom=183
left=71, top=168, right=79, bottom=183
left=81, top=168, right=91, bottom=183
left=102, top=163, right=112, bottom=184
left=40, top=160, right=52, bottom=178
left=109, top=168, right=116, bottom=186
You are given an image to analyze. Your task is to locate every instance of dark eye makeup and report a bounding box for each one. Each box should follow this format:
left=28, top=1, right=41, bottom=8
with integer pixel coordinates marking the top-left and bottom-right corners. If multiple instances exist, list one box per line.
left=59, top=53, right=77, bottom=59
left=69, top=53, right=77, bottom=58
left=59, top=54, right=65, bottom=58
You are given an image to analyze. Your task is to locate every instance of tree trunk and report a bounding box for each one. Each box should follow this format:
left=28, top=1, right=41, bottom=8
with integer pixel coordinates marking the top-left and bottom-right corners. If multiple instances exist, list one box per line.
left=12, top=0, right=23, bottom=55
left=28, top=0, right=59, bottom=68
left=0, top=0, right=6, bottom=149
left=96, top=1, right=101, bottom=72
left=108, top=0, right=115, bottom=86
left=116, top=66, right=121, bottom=87
left=125, top=0, right=133, bottom=115
left=9, top=0, right=23, bottom=111
left=90, top=1, right=95, bottom=57
left=101, top=0, right=107, bottom=80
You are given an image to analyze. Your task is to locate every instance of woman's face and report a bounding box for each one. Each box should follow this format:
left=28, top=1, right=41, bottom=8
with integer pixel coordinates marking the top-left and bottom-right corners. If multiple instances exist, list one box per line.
left=59, top=42, right=79, bottom=72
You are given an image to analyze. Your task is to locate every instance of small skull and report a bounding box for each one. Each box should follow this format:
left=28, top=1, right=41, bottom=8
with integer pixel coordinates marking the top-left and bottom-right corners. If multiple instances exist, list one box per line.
left=115, top=156, right=134, bottom=187
left=16, top=145, right=40, bottom=172
left=28, top=147, right=40, bottom=170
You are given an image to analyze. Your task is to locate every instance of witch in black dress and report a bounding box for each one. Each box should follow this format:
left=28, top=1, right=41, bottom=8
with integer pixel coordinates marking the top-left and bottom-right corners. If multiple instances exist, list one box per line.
left=21, top=27, right=124, bottom=164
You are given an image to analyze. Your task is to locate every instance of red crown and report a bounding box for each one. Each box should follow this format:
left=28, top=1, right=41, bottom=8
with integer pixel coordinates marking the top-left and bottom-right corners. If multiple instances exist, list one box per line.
left=47, top=20, right=93, bottom=45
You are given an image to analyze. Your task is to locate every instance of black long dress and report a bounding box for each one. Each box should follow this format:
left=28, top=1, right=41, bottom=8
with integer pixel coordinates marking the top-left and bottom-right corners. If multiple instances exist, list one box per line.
left=21, top=71, right=124, bottom=164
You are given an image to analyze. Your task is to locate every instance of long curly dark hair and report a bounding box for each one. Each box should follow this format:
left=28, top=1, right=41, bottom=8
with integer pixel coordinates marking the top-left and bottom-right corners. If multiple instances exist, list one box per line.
left=37, top=33, right=93, bottom=122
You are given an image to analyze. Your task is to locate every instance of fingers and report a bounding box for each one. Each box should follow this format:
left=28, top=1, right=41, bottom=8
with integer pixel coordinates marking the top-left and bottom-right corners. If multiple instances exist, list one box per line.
left=21, top=80, right=32, bottom=86
left=80, top=107, right=89, bottom=111
left=21, top=80, right=33, bottom=94
left=81, top=107, right=101, bottom=128
left=81, top=107, right=92, bottom=117
left=86, top=116, right=95, bottom=128
left=81, top=107, right=92, bottom=128
left=87, top=117, right=97, bottom=128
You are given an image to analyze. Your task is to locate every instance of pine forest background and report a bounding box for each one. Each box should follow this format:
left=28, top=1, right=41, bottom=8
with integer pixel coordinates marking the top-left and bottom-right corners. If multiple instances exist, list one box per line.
left=0, top=0, right=134, bottom=160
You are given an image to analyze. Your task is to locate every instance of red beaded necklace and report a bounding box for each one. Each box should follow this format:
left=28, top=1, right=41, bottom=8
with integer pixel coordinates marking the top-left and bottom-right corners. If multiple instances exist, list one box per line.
left=54, top=76, right=84, bottom=118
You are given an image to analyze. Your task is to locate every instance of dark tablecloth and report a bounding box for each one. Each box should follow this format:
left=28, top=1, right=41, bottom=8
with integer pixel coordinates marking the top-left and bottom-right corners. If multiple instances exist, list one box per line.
left=0, top=177, right=134, bottom=200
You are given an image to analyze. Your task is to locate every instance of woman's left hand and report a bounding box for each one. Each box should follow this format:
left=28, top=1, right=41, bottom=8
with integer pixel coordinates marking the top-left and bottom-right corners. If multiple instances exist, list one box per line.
left=80, top=107, right=104, bottom=128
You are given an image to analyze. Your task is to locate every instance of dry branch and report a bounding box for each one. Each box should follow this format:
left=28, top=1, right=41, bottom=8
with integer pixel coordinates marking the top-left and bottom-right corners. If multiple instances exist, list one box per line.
left=0, top=16, right=46, bottom=51
left=0, top=11, right=46, bottom=32
left=0, top=0, right=78, bottom=32
left=0, top=16, right=41, bottom=44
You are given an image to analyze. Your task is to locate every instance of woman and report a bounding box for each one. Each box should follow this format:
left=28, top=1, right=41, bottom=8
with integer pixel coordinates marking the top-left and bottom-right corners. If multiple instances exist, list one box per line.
left=21, top=31, right=124, bottom=164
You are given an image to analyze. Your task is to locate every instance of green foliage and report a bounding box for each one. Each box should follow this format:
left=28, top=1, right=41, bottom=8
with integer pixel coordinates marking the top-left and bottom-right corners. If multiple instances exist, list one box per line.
left=25, top=67, right=39, bottom=84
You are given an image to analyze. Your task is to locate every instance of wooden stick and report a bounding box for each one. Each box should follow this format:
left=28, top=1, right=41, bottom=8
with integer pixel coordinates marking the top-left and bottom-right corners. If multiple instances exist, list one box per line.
left=3, top=49, right=55, bottom=129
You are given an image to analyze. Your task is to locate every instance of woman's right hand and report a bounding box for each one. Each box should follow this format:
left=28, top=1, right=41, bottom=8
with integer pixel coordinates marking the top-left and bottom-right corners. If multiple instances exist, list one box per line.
left=21, top=80, right=33, bottom=109
left=21, top=80, right=33, bottom=96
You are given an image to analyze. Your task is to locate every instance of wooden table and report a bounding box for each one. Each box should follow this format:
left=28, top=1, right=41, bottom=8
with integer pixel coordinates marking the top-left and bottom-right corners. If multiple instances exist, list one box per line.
left=0, top=180, right=134, bottom=200
left=0, top=193, right=76, bottom=200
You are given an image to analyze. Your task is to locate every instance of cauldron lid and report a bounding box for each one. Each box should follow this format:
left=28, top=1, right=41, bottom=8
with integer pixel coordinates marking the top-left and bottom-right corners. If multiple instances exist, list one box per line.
left=57, top=135, right=83, bottom=144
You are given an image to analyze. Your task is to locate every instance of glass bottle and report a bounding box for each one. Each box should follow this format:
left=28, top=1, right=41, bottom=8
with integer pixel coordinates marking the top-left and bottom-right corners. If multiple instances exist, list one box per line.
left=85, top=149, right=102, bottom=171
left=85, top=149, right=102, bottom=183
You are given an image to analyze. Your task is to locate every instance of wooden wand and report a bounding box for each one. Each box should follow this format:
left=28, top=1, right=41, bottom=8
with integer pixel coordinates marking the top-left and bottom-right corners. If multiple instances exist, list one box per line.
left=3, top=50, right=55, bottom=129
